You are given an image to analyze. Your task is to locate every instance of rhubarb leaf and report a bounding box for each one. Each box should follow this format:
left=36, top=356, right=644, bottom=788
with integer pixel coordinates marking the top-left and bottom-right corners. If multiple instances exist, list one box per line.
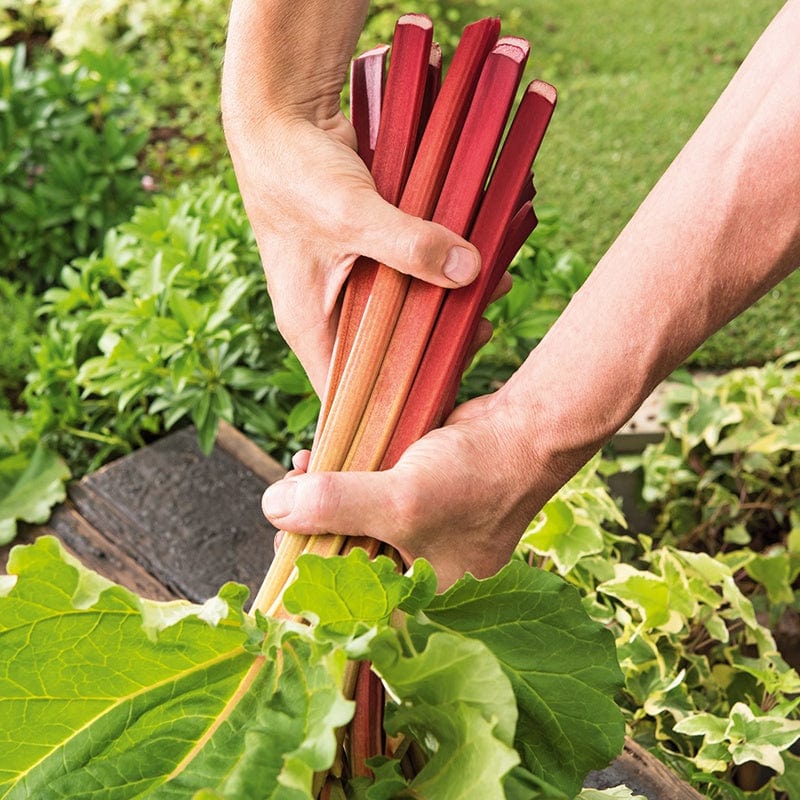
left=283, top=549, right=436, bottom=635
left=373, top=629, right=519, bottom=799
left=416, top=561, right=625, bottom=798
left=0, top=536, right=352, bottom=799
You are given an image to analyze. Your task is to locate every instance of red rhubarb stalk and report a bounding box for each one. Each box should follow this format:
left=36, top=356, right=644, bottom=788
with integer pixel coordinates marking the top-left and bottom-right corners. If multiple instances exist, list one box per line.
left=416, top=43, right=442, bottom=147
left=349, top=661, right=385, bottom=778
left=382, top=80, right=557, bottom=466
left=344, top=37, right=530, bottom=470
left=316, top=15, right=434, bottom=441
left=309, top=16, right=500, bottom=474
left=349, top=43, right=389, bottom=168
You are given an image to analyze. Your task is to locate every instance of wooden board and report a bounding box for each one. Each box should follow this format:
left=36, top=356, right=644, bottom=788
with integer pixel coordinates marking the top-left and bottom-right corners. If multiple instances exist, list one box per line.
left=1, top=422, right=283, bottom=603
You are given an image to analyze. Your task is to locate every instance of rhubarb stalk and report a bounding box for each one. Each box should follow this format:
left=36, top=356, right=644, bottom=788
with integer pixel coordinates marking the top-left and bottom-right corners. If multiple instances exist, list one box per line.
left=383, top=81, right=557, bottom=465
left=252, top=18, right=502, bottom=616
left=318, top=15, right=435, bottom=439
left=343, top=37, right=531, bottom=470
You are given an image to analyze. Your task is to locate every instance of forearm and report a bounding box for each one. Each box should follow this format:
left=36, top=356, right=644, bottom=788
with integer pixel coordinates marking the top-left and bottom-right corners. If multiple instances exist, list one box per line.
left=504, top=0, right=800, bottom=475
left=222, top=0, right=370, bottom=127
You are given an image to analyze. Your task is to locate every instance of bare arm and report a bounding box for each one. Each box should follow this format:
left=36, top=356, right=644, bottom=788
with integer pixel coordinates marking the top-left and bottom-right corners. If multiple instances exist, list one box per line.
left=262, top=0, right=800, bottom=588
left=222, top=0, right=480, bottom=394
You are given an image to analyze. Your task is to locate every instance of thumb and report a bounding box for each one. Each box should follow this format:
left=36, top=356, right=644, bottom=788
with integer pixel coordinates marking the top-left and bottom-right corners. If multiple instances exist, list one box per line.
left=262, top=470, right=398, bottom=542
left=349, top=189, right=481, bottom=288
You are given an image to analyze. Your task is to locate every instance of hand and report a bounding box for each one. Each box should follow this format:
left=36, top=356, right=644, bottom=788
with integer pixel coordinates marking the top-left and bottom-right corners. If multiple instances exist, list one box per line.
left=262, top=385, right=572, bottom=589
left=224, top=110, right=481, bottom=396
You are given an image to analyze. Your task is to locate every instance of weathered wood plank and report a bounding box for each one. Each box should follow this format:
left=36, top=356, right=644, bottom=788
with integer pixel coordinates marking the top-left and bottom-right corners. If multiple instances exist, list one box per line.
left=67, top=425, right=280, bottom=603
left=216, top=420, right=287, bottom=486
left=0, top=509, right=177, bottom=602
left=584, top=738, right=705, bottom=799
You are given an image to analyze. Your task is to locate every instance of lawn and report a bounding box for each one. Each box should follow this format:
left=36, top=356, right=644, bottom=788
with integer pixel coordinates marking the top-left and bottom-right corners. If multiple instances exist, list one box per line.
left=456, top=0, right=796, bottom=368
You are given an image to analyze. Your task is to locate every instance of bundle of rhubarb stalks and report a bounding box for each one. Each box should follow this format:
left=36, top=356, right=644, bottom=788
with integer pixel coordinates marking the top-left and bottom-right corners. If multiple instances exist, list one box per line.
left=253, top=13, right=556, bottom=791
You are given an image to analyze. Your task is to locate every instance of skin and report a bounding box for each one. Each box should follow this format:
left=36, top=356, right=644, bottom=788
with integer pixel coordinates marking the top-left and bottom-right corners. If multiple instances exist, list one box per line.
left=224, top=0, right=800, bottom=589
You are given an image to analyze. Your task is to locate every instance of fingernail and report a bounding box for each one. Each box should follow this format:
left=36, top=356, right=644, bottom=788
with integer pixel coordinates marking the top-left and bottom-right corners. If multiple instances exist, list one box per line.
left=263, top=480, right=297, bottom=519
left=443, top=246, right=479, bottom=284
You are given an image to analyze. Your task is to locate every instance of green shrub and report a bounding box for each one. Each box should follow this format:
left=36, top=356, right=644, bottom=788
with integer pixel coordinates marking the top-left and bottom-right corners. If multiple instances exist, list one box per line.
left=637, top=357, right=800, bottom=557
left=0, top=44, right=146, bottom=286
left=0, top=277, right=39, bottom=409
left=24, top=175, right=317, bottom=475
left=0, top=408, right=69, bottom=544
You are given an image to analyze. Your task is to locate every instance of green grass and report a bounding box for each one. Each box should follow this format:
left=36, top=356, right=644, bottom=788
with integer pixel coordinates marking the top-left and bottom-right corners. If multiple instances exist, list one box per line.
left=452, top=0, right=795, bottom=368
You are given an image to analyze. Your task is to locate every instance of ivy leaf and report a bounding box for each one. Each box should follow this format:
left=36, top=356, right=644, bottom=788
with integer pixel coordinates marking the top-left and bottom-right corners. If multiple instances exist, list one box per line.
left=0, top=536, right=352, bottom=798
left=744, top=548, right=795, bottom=605
left=675, top=702, right=800, bottom=774
left=0, top=418, right=70, bottom=544
left=749, top=421, right=800, bottom=453
left=681, top=393, right=743, bottom=450
left=775, top=752, right=800, bottom=798
left=522, top=498, right=605, bottom=573
left=598, top=565, right=682, bottom=632
left=578, top=788, right=647, bottom=799
left=417, top=561, right=625, bottom=797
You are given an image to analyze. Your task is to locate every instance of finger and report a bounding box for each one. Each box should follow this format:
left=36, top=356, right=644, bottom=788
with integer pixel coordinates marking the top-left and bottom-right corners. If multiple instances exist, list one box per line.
left=488, top=271, right=513, bottom=304
left=465, top=317, right=494, bottom=365
left=348, top=189, right=481, bottom=288
left=291, top=450, right=311, bottom=471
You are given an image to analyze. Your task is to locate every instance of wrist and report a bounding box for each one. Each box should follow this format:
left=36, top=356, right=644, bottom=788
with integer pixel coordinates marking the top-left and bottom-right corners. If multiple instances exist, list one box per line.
left=223, top=0, right=369, bottom=130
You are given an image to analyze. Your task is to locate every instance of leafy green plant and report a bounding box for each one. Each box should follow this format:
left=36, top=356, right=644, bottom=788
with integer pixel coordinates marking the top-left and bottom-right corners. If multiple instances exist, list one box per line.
left=0, top=536, right=624, bottom=798
left=638, top=356, right=800, bottom=556
left=23, top=176, right=317, bottom=475
left=518, top=451, right=800, bottom=798
left=0, top=410, right=69, bottom=544
left=0, top=44, right=146, bottom=286
left=0, top=277, right=39, bottom=410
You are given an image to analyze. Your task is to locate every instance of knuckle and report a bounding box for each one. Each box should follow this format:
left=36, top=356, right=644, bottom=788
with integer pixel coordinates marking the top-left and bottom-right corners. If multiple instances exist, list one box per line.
left=387, top=479, right=429, bottom=539
left=399, top=223, right=438, bottom=269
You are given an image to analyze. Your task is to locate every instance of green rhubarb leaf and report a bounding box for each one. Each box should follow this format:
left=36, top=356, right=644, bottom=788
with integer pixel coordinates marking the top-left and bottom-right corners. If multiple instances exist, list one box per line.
left=370, top=628, right=518, bottom=748
left=0, top=410, right=70, bottom=544
left=283, top=549, right=436, bottom=636
left=0, top=536, right=352, bottom=799
left=415, top=561, right=625, bottom=797
left=371, top=630, right=519, bottom=800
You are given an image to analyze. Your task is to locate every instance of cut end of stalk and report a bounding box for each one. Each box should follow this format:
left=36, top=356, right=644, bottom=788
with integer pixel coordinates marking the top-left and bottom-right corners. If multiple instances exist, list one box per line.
left=397, top=12, right=434, bottom=30
left=429, top=42, right=442, bottom=69
left=493, top=36, right=531, bottom=61
left=356, top=43, right=391, bottom=59
left=530, top=78, right=558, bottom=105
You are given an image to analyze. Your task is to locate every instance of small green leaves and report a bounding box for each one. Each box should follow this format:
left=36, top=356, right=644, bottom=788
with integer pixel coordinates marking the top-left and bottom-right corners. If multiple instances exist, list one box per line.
left=675, top=702, right=800, bottom=774
left=0, top=411, right=69, bottom=544
left=283, top=549, right=436, bottom=636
